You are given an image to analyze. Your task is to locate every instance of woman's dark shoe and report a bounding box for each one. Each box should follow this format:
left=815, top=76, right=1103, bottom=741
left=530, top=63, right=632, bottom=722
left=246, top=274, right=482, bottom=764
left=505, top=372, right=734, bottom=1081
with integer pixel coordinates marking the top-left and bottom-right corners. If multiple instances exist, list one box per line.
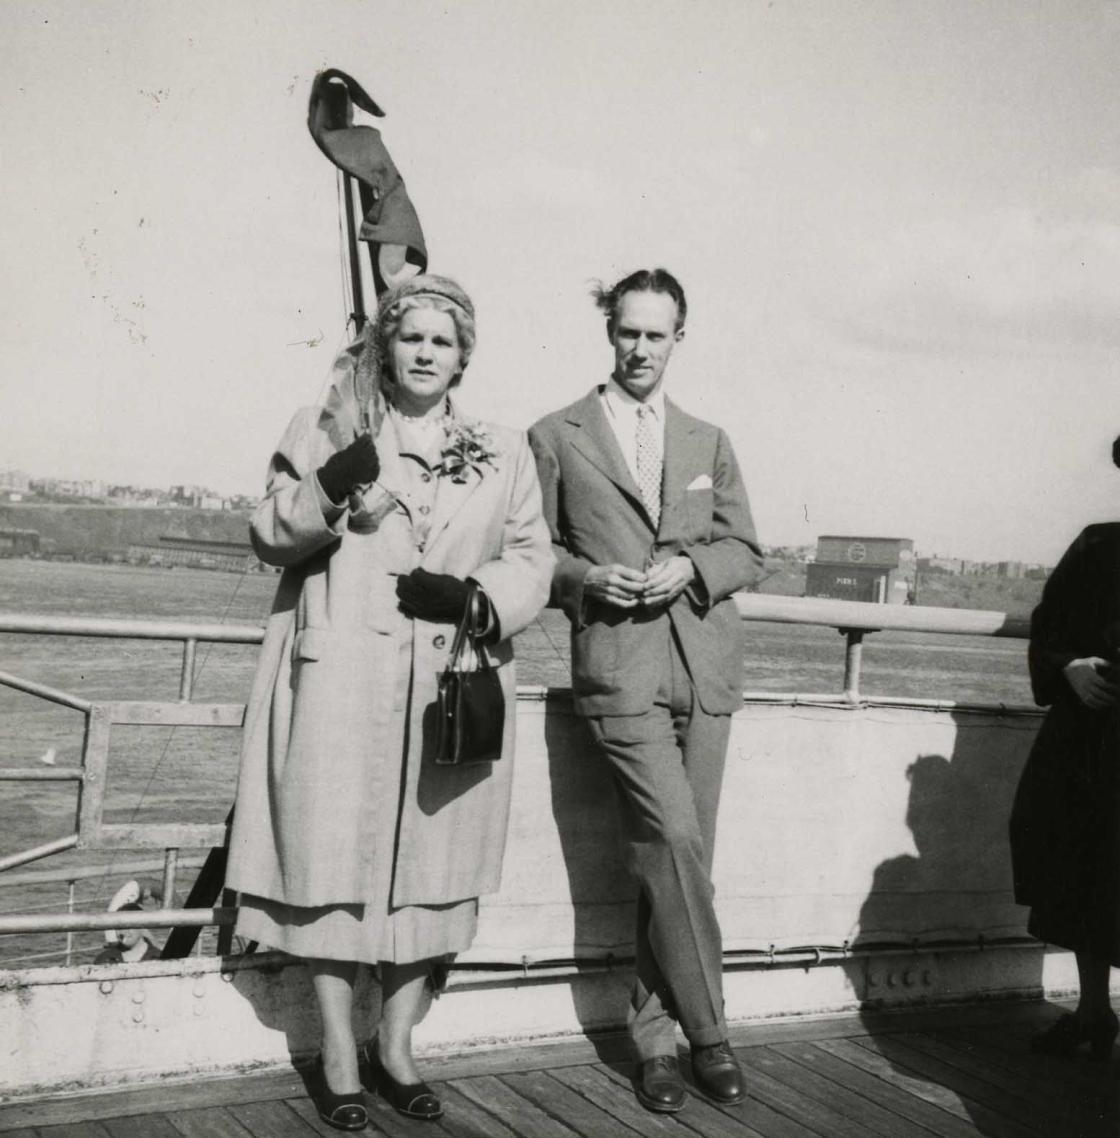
left=635, top=1055, right=686, bottom=1113
left=312, top=1055, right=369, bottom=1131
left=361, top=1039, right=443, bottom=1120
left=1030, top=1011, right=1119, bottom=1061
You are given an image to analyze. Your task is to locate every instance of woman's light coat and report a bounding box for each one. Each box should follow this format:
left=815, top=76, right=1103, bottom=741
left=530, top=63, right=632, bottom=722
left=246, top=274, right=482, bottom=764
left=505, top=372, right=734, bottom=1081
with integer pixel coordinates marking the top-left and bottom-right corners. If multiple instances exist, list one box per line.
left=227, top=401, right=553, bottom=909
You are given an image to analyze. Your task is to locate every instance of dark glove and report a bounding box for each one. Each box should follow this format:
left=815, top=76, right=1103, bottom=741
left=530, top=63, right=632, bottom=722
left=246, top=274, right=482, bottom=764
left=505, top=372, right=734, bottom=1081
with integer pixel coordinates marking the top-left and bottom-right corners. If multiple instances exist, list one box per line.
left=396, top=568, right=472, bottom=621
left=317, top=434, right=380, bottom=504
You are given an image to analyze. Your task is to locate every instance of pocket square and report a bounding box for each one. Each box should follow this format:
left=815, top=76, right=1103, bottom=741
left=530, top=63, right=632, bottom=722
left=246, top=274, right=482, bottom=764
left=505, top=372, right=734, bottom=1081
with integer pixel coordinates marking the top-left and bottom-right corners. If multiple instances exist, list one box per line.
left=686, top=474, right=713, bottom=491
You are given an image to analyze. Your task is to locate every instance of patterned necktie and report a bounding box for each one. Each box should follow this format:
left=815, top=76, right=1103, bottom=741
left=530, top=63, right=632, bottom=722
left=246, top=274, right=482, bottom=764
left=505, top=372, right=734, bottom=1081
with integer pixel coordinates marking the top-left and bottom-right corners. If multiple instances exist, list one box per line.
left=635, top=404, right=662, bottom=526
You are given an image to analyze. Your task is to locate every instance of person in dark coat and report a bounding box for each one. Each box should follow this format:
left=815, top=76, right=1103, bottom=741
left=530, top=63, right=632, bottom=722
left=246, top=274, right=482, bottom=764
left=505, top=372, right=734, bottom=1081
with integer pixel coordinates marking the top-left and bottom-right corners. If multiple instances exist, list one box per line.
left=1009, top=436, right=1120, bottom=1060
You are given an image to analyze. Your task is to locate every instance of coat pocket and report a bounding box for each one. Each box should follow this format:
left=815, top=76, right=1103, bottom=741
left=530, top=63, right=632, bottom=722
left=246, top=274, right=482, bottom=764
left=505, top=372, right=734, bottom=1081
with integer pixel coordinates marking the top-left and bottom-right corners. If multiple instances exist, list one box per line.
left=685, top=486, right=715, bottom=541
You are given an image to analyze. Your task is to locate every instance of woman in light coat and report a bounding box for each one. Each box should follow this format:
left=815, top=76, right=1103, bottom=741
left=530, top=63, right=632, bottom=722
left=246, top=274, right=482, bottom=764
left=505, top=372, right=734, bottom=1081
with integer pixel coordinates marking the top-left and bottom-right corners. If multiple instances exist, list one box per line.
left=227, top=275, right=553, bottom=1129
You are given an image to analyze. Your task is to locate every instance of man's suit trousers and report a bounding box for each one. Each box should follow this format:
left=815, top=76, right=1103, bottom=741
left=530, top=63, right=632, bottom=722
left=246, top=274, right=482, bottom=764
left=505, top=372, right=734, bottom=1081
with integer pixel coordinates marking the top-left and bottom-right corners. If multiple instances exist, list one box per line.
left=586, top=622, right=729, bottom=1058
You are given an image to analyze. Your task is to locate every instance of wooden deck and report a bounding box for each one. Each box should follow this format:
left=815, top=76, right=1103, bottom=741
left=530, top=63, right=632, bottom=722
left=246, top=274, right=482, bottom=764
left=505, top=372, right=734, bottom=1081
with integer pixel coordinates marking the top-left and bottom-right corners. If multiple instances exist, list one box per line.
left=2, top=1001, right=1117, bottom=1138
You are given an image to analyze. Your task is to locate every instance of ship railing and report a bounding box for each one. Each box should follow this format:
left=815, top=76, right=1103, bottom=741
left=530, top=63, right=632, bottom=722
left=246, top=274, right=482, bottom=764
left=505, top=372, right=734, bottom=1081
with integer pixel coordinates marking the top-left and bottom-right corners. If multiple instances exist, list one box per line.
left=0, top=598, right=1032, bottom=964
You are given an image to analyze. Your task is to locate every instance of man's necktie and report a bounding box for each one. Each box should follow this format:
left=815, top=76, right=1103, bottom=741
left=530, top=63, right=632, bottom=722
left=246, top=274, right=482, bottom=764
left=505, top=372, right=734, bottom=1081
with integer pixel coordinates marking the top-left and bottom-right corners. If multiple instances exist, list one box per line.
left=635, top=405, right=662, bottom=527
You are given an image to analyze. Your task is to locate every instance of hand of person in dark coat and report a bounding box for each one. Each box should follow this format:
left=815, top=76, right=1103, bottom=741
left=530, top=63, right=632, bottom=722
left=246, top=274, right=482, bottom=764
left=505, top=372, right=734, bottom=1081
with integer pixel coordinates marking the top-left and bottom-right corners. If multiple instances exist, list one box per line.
left=1063, top=657, right=1120, bottom=710
left=316, top=434, right=381, bottom=504
left=396, top=568, right=472, bottom=622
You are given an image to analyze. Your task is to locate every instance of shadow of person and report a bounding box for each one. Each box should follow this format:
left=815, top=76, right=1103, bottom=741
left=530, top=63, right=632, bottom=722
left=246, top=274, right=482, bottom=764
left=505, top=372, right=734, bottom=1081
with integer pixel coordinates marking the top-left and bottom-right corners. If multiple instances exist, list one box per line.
left=542, top=693, right=635, bottom=1065
left=843, top=725, right=1119, bottom=1135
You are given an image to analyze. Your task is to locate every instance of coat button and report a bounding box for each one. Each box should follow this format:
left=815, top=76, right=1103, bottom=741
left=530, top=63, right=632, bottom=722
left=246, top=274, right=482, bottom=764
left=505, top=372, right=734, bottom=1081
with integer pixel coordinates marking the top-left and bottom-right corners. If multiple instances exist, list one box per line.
left=418, top=504, right=430, bottom=515
left=433, top=634, right=446, bottom=649
left=420, top=471, right=432, bottom=483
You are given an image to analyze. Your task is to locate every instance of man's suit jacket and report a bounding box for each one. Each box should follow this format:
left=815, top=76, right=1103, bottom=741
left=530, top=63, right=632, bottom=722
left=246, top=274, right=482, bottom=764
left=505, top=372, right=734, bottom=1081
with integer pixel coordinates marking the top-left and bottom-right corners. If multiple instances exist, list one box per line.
left=529, top=388, right=763, bottom=717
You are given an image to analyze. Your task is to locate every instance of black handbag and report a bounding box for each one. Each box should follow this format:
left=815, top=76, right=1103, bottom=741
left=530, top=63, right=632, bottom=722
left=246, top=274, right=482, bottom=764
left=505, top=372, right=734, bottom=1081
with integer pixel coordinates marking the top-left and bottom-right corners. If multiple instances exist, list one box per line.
left=434, top=584, right=505, bottom=765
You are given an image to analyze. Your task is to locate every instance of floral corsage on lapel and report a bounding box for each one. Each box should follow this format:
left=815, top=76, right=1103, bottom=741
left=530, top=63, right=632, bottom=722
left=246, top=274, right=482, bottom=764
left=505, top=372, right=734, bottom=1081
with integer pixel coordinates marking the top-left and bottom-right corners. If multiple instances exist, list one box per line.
left=436, top=418, right=499, bottom=483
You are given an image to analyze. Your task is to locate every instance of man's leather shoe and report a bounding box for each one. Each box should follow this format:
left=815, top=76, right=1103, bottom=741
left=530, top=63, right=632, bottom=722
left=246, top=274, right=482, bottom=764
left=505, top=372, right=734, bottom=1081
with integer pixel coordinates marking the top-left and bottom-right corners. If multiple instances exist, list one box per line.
left=691, top=1041, right=747, bottom=1105
left=635, top=1054, right=686, bottom=1113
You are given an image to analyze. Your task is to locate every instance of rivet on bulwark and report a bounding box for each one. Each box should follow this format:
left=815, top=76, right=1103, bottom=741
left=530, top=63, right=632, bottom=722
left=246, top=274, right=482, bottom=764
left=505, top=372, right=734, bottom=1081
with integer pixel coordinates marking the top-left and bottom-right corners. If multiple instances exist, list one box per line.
left=131, top=1009, right=144, bottom=1024
left=131, top=990, right=146, bottom=1004
left=193, top=978, right=206, bottom=998
left=98, top=980, right=114, bottom=995
left=221, top=971, right=234, bottom=983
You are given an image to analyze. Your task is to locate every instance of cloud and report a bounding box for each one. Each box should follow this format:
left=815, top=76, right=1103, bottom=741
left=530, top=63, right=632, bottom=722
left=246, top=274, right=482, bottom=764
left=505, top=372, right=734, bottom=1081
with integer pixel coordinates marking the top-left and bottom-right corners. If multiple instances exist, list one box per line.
left=817, top=185, right=1120, bottom=356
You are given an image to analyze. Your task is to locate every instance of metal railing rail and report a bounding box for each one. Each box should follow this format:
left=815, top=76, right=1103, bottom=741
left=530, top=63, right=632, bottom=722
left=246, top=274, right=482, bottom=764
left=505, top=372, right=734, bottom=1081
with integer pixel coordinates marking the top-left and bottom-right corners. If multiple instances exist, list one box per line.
left=0, top=597, right=1033, bottom=951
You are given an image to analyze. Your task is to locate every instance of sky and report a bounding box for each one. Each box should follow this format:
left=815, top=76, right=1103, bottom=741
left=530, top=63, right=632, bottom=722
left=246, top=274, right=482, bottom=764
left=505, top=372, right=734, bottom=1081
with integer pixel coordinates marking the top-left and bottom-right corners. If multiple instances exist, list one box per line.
left=2, top=1, right=1118, bottom=564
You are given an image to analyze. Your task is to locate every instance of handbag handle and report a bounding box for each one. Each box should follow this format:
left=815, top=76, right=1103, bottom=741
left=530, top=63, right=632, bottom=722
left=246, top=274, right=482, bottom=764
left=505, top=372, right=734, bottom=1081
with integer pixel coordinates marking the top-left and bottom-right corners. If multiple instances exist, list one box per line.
left=446, top=583, right=493, bottom=672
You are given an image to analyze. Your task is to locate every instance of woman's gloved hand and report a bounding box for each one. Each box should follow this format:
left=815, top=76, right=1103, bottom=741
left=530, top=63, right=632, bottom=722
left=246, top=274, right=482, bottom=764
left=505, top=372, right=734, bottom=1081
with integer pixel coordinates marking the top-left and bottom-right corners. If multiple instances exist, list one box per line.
left=317, top=434, right=381, bottom=504
left=396, top=569, right=472, bottom=621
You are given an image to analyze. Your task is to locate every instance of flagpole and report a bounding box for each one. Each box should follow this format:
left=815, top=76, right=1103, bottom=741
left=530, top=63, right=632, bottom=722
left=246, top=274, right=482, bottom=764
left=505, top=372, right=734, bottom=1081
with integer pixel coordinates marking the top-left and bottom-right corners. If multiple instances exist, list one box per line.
left=342, top=174, right=367, bottom=335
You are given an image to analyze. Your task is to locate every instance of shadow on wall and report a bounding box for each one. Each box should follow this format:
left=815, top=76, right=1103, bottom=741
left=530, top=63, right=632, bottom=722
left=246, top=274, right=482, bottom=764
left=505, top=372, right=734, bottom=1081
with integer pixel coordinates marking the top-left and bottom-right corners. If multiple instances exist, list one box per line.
left=845, top=718, right=1116, bottom=1136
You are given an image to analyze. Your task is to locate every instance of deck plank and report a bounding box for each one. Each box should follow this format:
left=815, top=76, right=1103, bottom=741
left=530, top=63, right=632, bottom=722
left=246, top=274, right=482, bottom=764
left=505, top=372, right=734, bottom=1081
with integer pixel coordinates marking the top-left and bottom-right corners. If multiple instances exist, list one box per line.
left=817, top=1038, right=984, bottom=1127
left=744, top=1043, right=935, bottom=1138
left=226, top=1101, right=324, bottom=1138
left=721, top=1048, right=884, bottom=1138
left=453, top=1074, right=584, bottom=1138
left=429, top=1083, right=523, bottom=1138
left=36, top=1126, right=112, bottom=1138
left=101, top=1116, right=181, bottom=1138
left=942, top=1020, right=1119, bottom=1091
left=772, top=1039, right=984, bottom=1138
left=849, top=1036, right=1041, bottom=1138
left=162, top=1106, right=254, bottom=1138
left=500, top=1070, right=647, bottom=1138
left=895, top=1029, right=1103, bottom=1134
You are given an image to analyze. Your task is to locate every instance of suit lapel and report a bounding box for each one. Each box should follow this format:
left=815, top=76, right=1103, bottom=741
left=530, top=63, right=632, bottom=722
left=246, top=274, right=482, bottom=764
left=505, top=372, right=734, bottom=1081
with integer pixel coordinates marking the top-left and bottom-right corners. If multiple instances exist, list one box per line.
left=659, top=398, right=700, bottom=525
left=567, top=388, right=648, bottom=514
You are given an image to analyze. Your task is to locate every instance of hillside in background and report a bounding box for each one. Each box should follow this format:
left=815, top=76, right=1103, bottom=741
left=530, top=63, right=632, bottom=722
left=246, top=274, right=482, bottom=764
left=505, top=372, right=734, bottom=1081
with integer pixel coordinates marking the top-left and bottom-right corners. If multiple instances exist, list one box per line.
left=751, top=557, right=1043, bottom=619
left=0, top=504, right=251, bottom=557
left=0, top=511, right=1047, bottom=619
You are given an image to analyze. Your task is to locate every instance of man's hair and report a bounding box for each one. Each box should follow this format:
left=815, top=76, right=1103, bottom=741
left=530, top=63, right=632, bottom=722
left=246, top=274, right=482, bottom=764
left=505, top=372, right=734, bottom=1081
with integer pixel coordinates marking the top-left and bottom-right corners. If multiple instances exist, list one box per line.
left=592, top=267, right=687, bottom=332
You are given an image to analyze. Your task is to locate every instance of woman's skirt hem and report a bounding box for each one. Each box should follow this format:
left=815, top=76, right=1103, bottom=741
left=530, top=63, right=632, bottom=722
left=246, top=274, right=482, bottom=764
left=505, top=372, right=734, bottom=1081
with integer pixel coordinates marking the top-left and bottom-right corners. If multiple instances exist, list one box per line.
left=235, top=893, right=478, bottom=966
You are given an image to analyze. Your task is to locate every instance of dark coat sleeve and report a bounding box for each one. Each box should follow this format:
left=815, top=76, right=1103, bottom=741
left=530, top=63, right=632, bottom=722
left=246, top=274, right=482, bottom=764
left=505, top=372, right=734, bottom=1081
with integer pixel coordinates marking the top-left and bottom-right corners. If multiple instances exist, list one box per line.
left=1028, top=527, right=1096, bottom=707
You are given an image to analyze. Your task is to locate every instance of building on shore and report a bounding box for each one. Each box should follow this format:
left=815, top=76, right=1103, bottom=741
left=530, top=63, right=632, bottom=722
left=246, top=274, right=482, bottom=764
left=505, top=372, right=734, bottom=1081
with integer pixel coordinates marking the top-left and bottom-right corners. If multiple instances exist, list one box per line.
left=805, top=535, right=915, bottom=605
left=0, top=527, right=41, bottom=556
left=126, top=535, right=264, bottom=573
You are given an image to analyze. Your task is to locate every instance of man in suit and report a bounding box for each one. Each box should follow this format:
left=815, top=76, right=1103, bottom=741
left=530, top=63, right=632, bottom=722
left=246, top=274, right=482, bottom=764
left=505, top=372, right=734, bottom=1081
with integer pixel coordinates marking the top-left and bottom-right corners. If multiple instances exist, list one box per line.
left=529, top=268, right=763, bottom=1113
